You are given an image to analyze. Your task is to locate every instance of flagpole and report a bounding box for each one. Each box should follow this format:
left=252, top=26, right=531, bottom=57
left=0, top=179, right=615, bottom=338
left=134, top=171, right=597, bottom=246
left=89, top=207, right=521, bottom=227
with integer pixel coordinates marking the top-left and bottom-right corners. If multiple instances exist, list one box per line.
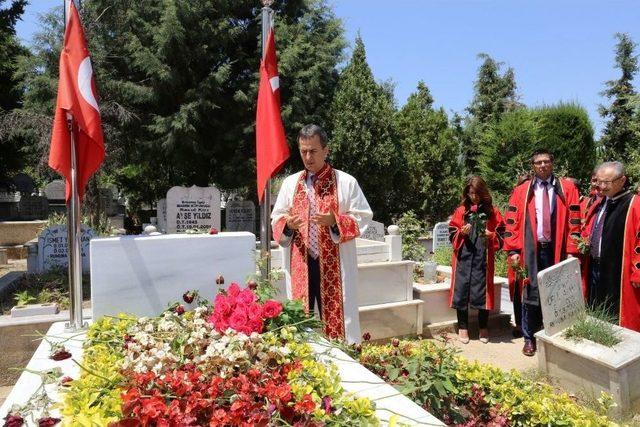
left=259, top=0, right=273, bottom=279
left=66, top=116, right=85, bottom=331
left=64, top=0, right=85, bottom=332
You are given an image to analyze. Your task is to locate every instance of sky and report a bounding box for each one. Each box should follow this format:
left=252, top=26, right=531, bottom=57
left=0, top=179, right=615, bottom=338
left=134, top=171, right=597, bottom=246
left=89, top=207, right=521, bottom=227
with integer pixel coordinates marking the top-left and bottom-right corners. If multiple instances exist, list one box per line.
left=15, top=0, right=640, bottom=137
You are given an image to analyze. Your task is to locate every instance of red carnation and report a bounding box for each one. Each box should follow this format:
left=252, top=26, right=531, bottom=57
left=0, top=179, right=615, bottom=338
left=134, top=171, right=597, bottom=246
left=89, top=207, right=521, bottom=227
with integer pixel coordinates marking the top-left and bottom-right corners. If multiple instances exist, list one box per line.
left=175, top=305, right=185, bottom=315
left=50, top=347, right=72, bottom=361
left=182, top=291, right=195, bottom=304
left=209, top=227, right=219, bottom=235
left=37, top=418, right=61, bottom=427
left=262, top=300, right=283, bottom=319
left=3, top=414, right=23, bottom=427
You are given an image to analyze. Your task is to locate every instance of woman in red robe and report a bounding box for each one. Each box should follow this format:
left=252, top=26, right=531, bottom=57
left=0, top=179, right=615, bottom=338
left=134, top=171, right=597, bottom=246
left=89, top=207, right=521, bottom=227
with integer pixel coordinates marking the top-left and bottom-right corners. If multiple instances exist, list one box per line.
left=448, top=176, right=505, bottom=343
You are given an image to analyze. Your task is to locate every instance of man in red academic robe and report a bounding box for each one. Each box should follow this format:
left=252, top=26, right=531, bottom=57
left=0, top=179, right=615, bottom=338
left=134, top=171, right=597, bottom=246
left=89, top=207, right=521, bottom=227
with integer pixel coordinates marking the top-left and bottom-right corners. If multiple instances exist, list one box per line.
left=504, top=149, right=582, bottom=356
left=581, top=161, right=640, bottom=332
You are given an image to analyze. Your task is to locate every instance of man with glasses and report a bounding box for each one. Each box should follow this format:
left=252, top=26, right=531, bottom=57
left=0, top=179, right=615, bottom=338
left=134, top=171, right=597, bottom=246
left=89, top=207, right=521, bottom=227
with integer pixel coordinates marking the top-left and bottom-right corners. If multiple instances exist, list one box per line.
left=504, top=149, right=582, bottom=356
left=581, top=161, right=640, bottom=332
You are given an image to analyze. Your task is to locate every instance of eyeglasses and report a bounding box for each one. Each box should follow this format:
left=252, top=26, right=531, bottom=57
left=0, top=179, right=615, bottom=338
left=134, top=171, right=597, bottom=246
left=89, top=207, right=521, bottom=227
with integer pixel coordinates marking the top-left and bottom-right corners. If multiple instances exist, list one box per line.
left=597, top=176, right=623, bottom=186
left=533, top=160, right=552, bottom=165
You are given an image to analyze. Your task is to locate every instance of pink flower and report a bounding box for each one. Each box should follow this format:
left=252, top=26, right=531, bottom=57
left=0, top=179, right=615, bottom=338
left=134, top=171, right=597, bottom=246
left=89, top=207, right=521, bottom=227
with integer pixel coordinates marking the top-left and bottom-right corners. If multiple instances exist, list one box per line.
left=262, top=300, right=283, bottom=319
left=470, top=204, right=478, bottom=213
left=209, top=227, right=219, bottom=235
left=248, top=302, right=263, bottom=320
left=227, top=283, right=241, bottom=298
left=237, top=289, right=256, bottom=305
left=214, top=295, right=233, bottom=316
left=247, top=318, right=264, bottom=334
left=3, top=414, right=23, bottom=427
left=229, top=311, right=248, bottom=332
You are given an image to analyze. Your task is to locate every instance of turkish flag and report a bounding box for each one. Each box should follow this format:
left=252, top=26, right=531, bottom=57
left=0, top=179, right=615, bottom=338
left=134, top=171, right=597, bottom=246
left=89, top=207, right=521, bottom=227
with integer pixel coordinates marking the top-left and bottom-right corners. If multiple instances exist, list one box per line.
left=49, top=0, right=104, bottom=202
left=256, top=28, right=289, bottom=202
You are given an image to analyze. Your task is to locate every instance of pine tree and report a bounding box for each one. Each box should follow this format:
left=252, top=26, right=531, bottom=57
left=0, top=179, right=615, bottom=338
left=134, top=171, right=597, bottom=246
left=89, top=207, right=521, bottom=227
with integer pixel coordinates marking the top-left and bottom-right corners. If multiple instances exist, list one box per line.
left=328, top=35, right=406, bottom=224
left=0, top=0, right=28, bottom=185
left=464, top=53, right=520, bottom=173
left=599, top=33, right=639, bottom=161
left=10, top=0, right=346, bottom=212
left=394, top=81, right=461, bottom=224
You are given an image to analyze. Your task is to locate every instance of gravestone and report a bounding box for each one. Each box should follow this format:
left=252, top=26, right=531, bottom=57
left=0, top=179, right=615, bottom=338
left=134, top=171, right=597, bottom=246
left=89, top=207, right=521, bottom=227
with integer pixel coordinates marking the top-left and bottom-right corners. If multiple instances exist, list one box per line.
left=166, top=185, right=221, bottom=233
left=225, top=200, right=255, bottom=233
left=0, top=191, right=20, bottom=220
left=432, top=222, right=452, bottom=251
left=18, top=195, right=49, bottom=220
left=37, top=224, right=96, bottom=273
left=156, top=199, right=167, bottom=232
left=99, top=188, right=118, bottom=216
left=537, top=257, right=585, bottom=336
left=44, top=180, right=66, bottom=201
left=12, top=173, right=35, bottom=195
left=360, top=220, right=385, bottom=242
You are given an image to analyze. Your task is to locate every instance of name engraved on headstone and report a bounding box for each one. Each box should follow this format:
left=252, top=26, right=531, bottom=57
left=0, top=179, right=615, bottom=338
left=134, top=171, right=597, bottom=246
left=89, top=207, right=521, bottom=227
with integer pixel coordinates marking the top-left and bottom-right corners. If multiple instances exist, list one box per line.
left=166, top=186, right=221, bottom=233
left=360, top=220, right=385, bottom=242
left=432, top=222, right=452, bottom=251
left=225, top=200, right=255, bottom=233
left=537, top=257, right=585, bottom=336
left=37, top=224, right=96, bottom=273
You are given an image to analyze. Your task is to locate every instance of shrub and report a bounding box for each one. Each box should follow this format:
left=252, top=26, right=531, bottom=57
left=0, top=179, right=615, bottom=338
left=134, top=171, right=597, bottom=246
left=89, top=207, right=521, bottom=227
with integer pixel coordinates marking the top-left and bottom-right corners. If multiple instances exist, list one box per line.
left=433, top=246, right=453, bottom=266
left=396, top=210, right=427, bottom=262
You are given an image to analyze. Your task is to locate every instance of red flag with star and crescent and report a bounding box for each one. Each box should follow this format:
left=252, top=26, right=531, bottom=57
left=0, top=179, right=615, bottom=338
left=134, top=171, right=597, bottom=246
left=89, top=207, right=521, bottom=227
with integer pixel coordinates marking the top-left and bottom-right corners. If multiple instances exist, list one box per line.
left=49, top=0, right=104, bottom=202
left=256, top=28, right=289, bottom=202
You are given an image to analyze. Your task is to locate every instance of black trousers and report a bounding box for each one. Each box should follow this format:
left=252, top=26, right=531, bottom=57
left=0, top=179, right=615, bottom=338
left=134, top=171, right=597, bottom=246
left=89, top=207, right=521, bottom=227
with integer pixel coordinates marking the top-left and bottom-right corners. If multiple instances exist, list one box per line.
left=512, top=280, right=522, bottom=329
left=457, top=308, right=489, bottom=330
left=308, top=255, right=322, bottom=317
left=522, top=243, right=554, bottom=343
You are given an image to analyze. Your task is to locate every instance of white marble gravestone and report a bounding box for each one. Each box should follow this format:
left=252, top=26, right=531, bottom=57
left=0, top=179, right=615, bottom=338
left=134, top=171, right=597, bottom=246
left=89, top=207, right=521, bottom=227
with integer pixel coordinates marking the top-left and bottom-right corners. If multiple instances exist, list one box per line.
left=91, top=232, right=255, bottom=319
left=166, top=186, right=221, bottom=233
left=432, top=221, right=452, bottom=251
left=537, top=257, right=585, bottom=336
left=44, top=179, right=66, bottom=201
left=360, top=220, right=385, bottom=242
left=225, top=200, right=255, bottom=233
left=156, top=198, right=167, bottom=232
left=37, top=224, right=96, bottom=273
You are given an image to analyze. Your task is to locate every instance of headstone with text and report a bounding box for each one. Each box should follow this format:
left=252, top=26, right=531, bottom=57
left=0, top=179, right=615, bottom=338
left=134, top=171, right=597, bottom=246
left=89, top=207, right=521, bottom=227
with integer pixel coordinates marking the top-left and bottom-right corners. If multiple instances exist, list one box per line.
left=225, top=200, right=255, bottom=233
left=156, top=198, right=167, bottom=232
left=432, top=222, right=452, bottom=251
left=537, top=257, right=585, bottom=336
left=166, top=186, right=221, bottom=233
left=37, top=224, right=96, bottom=273
left=360, top=220, right=385, bottom=242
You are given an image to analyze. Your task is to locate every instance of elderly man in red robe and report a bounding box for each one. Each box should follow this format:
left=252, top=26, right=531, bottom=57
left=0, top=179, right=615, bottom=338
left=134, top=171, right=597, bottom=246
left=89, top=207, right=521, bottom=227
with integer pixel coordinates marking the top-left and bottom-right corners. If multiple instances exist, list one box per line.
left=581, top=161, right=640, bottom=332
left=504, top=149, right=582, bottom=356
left=271, top=124, right=372, bottom=343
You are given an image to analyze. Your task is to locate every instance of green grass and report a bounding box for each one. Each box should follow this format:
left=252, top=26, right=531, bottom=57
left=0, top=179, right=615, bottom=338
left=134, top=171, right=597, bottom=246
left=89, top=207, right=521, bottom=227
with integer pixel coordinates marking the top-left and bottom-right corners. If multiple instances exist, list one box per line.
left=563, top=305, right=621, bottom=347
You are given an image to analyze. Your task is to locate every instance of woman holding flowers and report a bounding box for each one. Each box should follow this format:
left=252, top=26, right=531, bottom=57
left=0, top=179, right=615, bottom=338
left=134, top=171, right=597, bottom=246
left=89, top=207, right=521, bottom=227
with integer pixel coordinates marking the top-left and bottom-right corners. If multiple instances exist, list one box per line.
left=448, top=176, right=505, bottom=343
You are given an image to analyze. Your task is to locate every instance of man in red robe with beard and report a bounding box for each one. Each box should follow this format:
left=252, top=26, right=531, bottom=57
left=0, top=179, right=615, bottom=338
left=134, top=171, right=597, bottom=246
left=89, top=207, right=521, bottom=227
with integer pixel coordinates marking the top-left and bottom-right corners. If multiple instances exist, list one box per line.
left=581, top=161, right=640, bottom=332
left=504, top=149, right=582, bottom=356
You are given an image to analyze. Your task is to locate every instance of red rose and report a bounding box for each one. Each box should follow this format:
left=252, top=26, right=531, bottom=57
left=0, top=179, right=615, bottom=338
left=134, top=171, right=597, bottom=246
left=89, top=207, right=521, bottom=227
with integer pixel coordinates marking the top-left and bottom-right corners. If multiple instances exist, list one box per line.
left=60, top=376, right=73, bottom=387
left=38, top=418, right=61, bottom=427
left=174, top=305, right=185, bottom=315
left=3, top=414, right=23, bottom=427
left=213, top=295, right=233, bottom=316
left=215, top=274, right=225, bottom=285
left=237, top=289, right=256, bottom=305
left=50, top=347, right=72, bottom=361
left=209, top=227, right=219, bottom=235
left=227, top=283, right=241, bottom=298
left=294, top=394, right=316, bottom=414
left=229, top=311, right=248, bottom=332
left=247, top=279, right=258, bottom=290
left=362, top=332, right=371, bottom=341
left=262, top=300, right=283, bottom=319
left=470, top=204, right=478, bottom=213
left=182, top=291, right=195, bottom=304
left=247, top=318, right=264, bottom=334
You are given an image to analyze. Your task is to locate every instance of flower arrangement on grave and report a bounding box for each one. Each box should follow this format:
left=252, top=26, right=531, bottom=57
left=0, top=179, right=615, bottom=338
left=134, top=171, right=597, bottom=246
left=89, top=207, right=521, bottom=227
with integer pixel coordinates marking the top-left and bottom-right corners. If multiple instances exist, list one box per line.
left=22, top=277, right=378, bottom=426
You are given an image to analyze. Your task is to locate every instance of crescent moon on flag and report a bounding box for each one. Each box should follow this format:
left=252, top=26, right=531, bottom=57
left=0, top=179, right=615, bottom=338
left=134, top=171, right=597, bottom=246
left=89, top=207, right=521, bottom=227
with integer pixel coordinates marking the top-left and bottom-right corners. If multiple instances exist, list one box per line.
left=78, top=57, right=100, bottom=112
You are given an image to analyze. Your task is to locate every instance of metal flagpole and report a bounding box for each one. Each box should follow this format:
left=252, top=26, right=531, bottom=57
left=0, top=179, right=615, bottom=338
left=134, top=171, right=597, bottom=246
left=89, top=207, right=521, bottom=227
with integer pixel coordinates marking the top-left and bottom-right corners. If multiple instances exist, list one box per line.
left=259, top=0, right=274, bottom=279
left=64, top=0, right=85, bottom=331
left=66, top=117, right=85, bottom=331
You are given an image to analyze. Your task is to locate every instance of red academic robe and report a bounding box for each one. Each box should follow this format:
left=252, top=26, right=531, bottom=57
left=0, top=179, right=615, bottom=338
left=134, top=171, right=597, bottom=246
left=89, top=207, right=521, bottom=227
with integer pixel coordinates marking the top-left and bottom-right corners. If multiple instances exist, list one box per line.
left=272, top=165, right=362, bottom=340
left=581, top=194, right=640, bottom=332
left=503, top=177, right=582, bottom=306
left=448, top=205, right=505, bottom=310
